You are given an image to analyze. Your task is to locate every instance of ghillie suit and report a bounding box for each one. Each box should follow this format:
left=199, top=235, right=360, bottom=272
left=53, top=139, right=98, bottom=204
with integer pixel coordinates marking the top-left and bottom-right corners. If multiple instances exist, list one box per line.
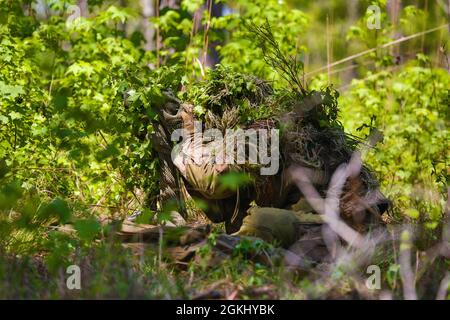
left=149, top=91, right=187, bottom=221
left=150, top=23, right=390, bottom=261
left=154, top=67, right=388, bottom=232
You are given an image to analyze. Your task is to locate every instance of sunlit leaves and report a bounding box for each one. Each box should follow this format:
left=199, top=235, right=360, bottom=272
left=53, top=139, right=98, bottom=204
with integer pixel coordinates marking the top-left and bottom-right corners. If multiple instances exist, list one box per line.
left=66, top=61, right=96, bottom=77
left=181, top=0, right=204, bottom=14
left=98, top=6, right=134, bottom=25
left=0, top=82, right=24, bottom=99
left=0, top=2, right=164, bottom=223
left=340, top=60, right=450, bottom=223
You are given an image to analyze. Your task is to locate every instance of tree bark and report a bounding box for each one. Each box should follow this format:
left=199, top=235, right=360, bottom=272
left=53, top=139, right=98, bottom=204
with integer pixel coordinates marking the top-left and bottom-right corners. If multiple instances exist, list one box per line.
left=387, top=0, right=402, bottom=25
left=347, top=0, right=359, bottom=23
left=77, top=0, right=88, bottom=17
left=387, top=0, right=402, bottom=57
left=141, top=0, right=156, bottom=51
left=204, top=2, right=223, bottom=67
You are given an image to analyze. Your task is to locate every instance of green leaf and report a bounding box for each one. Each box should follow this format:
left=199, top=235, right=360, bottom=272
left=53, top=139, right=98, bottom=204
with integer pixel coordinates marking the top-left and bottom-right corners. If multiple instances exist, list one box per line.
left=218, top=172, right=252, bottom=191
left=8, top=111, right=22, bottom=120
left=74, top=218, right=102, bottom=242
left=404, top=208, right=419, bottom=219
left=38, top=198, right=72, bottom=224
left=0, top=81, right=24, bottom=99
left=0, top=115, right=8, bottom=124
left=66, top=61, right=95, bottom=77
left=135, top=209, right=155, bottom=224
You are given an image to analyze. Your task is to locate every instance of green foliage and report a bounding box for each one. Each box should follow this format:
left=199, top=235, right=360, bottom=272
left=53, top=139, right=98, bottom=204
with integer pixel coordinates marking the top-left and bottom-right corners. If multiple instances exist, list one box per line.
left=0, top=0, right=448, bottom=299
left=74, top=217, right=101, bottom=242
left=0, top=0, right=166, bottom=212
left=233, top=237, right=272, bottom=257
left=182, top=65, right=276, bottom=123
left=218, top=171, right=253, bottom=192
left=216, top=0, right=308, bottom=86
left=340, top=59, right=449, bottom=223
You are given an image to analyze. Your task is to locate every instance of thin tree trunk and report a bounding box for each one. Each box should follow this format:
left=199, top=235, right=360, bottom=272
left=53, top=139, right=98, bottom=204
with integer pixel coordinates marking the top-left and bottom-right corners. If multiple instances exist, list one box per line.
left=119, top=0, right=127, bottom=33
left=347, top=0, right=358, bottom=23
left=77, top=0, right=88, bottom=17
left=343, top=0, right=359, bottom=84
left=387, top=0, right=402, bottom=57
left=141, top=0, right=156, bottom=51
left=448, top=0, right=450, bottom=34
left=205, top=1, right=223, bottom=67
left=35, top=0, right=47, bottom=19
left=387, top=0, right=401, bottom=25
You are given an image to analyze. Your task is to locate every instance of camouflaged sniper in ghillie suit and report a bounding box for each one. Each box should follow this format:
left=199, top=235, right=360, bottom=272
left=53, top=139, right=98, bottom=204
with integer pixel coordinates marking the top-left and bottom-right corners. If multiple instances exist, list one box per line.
left=150, top=66, right=390, bottom=256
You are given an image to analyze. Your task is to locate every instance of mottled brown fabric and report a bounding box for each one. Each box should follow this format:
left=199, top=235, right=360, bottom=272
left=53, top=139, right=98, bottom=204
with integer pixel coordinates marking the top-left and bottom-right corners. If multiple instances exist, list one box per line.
left=234, top=207, right=324, bottom=248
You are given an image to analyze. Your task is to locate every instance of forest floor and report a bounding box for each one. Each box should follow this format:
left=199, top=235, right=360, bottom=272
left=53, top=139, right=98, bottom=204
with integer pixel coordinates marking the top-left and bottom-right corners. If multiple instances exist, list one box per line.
left=2, top=210, right=448, bottom=300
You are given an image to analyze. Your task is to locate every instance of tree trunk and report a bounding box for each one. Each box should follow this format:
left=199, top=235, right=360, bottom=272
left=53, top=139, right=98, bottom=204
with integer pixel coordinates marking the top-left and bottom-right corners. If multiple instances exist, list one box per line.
left=141, top=0, right=156, bottom=51
left=387, top=0, right=402, bottom=57
left=387, top=0, right=401, bottom=25
left=204, top=2, right=223, bottom=67
left=77, top=0, right=88, bottom=17
left=347, top=0, right=359, bottom=23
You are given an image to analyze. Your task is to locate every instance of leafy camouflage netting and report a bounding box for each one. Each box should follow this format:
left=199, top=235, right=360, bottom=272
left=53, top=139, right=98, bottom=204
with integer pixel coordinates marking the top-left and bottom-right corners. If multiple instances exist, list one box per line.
left=182, top=65, right=380, bottom=191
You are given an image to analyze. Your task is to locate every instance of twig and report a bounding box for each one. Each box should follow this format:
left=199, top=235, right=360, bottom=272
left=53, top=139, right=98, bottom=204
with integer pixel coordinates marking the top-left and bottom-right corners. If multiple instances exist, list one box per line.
left=305, top=24, right=449, bottom=79
left=156, top=0, right=160, bottom=68
left=326, top=14, right=331, bottom=86
left=246, top=21, right=306, bottom=94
